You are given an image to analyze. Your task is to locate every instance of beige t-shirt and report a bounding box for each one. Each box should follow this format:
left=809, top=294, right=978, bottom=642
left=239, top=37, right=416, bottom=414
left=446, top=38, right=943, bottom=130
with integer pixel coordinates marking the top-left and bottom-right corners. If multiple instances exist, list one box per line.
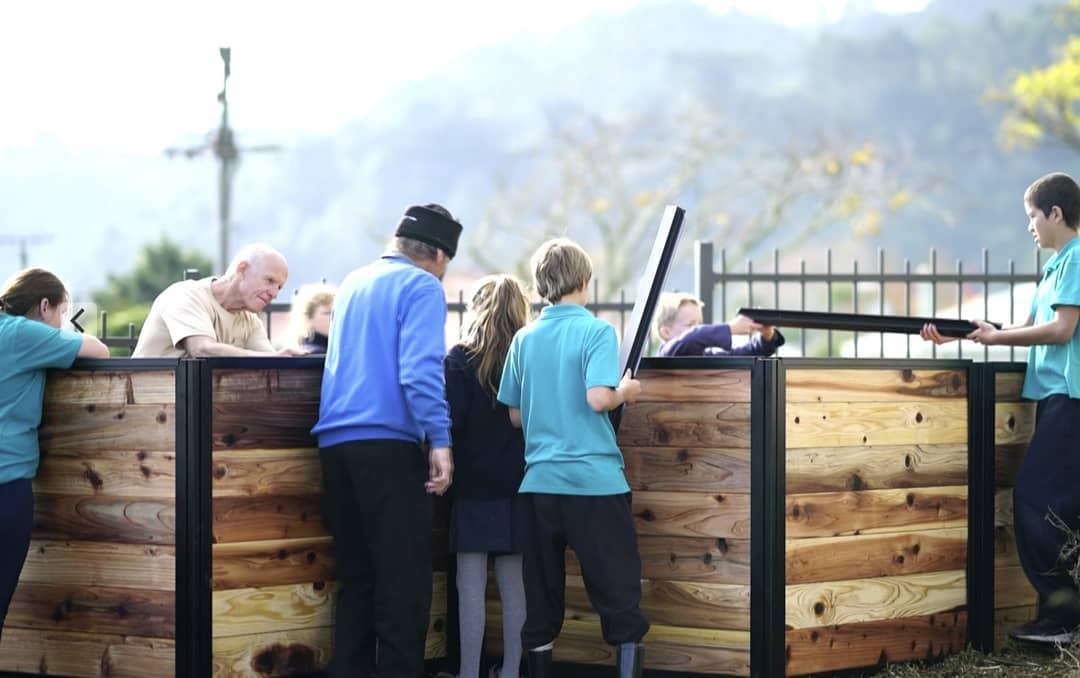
left=132, top=278, right=274, bottom=358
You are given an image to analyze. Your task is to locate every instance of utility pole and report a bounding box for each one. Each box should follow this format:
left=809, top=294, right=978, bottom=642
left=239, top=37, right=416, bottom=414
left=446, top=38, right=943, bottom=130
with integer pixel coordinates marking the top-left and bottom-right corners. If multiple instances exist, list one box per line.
left=165, top=48, right=281, bottom=273
left=0, top=234, right=53, bottom=269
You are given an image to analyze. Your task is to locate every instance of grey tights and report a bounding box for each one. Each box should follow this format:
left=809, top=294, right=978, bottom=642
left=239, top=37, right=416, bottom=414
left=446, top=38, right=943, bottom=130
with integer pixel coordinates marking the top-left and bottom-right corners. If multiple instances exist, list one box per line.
left=456, top=552, right=525, bottom=678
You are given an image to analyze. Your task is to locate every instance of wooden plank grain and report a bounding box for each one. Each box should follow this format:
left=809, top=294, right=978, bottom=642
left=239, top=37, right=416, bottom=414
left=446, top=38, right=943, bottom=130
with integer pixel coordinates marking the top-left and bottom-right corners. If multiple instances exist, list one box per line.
left=785, top=528, right=967, bottom=584
left=633, top=490, right=750, bottom=538
left=785, top=612, right=966, bottom=676
left=7, top=582, right=174, bottom=638
left=623, top=446, right=750, bottom=492
left=995, top=564, right=1038, bottom=609
left=786, top=443, right=967, bottom=493
left=212, top=402, right=319, bottom=450
left=0, top=627, right=174, bottom=678
left=44, top=369, right=177, bottom=406
left=636, top=369, right=751, bottom=402
left=995, top=402, right=1035, bottom=446
left=995, top=372, right=1026, bottom=402
left=786, top=369, right=967, bottom=402
left=34, top=449, right=175, bottom=498
left=786, top=486, right=967, bottom=538
left=211, top=369, right=323, bottom=403
left=39, top=404, right=175, bottom=452
left=786, top=401, right=967, bottom=449
left=993, top=605, right=1037, bottom=651
left=20, top=540, right=175, bottom=590
left=617, top=403, right=751, bottom=449
left=212, top=448, right=322, bottom=498
left=34, top=495, right=175, bottom=544
left=996, top=443, right=1027, bottom=487
left=212, top=537, right=335, bottom=590
left=785, top=569, right=966, bottom=629
left=213, top=495, right=326, bottom=544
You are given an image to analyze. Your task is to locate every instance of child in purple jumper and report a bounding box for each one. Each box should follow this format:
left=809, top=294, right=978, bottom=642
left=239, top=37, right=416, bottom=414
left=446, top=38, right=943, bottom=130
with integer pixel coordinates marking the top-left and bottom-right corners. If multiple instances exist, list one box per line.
left=654, top=292, right=784, bottom=357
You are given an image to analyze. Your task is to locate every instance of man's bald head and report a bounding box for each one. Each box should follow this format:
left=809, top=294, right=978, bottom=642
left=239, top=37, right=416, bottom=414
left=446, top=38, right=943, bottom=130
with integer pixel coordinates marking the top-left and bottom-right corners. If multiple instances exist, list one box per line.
left=225, top=244, right=289, bottom=313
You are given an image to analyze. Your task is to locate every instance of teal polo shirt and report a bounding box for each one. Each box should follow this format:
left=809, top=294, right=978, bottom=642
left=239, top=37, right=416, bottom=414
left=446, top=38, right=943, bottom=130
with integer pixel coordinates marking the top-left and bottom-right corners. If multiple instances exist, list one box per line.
left=497, top=304, right=629, bottom=495
left=0, top=314, right=83, bottom=484
left=1023, top=237, right=1080, bottom=400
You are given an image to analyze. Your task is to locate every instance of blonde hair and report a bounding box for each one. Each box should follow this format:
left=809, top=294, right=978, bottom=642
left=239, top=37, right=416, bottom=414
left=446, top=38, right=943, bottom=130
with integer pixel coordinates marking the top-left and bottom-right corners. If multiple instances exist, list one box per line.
left=285, top=283, right=336, bottom=347
left=459, top=275, right=531, bottom=397
left=653, top=292, right=703, bottom=341
left=531, top=238, right=592, bottom=303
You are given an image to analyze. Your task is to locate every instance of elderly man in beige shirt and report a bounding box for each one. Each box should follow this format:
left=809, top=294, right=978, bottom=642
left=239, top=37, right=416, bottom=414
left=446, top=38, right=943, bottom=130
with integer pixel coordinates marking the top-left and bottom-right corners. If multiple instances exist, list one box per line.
left=133, top=244, right=304, bottom=358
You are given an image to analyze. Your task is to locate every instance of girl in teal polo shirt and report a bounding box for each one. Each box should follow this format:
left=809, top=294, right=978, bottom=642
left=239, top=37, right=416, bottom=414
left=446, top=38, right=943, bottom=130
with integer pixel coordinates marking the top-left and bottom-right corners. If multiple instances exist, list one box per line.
left=923, top=172, right=1080, bottom=645
left=0, top=268, right=109, bottom=638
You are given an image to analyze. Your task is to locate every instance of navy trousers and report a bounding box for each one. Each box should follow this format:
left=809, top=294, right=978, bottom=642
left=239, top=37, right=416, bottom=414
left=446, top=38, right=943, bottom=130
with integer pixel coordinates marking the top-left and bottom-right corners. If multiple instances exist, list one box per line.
left=1013, top=394, right=1080, bottom=627
left=519, top=492, right=649, bottom=649
left=319, top=440, right=433, bottom=678
left=0, top=478, right=33, bottom=640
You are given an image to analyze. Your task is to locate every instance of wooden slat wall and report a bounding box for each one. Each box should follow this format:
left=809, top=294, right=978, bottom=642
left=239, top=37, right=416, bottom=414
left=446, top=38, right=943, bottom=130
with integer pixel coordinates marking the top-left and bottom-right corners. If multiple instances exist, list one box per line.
left=784, top=368, right=969, bottom=677
left=992, top=371, right=1037, bottom=649
left=485, top=368, right=753, bottom=676
left=0, top=369, right=178, bottom=677
left=208, top=368, right=448, bottom=678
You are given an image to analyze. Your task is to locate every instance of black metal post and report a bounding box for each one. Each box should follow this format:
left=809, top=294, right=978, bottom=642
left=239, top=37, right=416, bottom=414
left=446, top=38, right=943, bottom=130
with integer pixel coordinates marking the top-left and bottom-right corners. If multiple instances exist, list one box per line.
left=966, top=362, right=995, bottom=652
left=750, top=357, right=785, bottom=678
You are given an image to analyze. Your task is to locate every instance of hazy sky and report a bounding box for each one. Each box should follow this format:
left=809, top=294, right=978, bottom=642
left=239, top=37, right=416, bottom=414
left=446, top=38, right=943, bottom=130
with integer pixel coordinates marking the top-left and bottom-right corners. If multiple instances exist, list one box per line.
left=0, top=0, right=930, bottom=155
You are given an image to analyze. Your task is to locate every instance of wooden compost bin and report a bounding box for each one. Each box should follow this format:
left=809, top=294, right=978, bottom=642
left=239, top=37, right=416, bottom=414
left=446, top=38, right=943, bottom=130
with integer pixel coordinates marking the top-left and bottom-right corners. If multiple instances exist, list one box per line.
left=0, top=359, right=182, bottom=678
left=3, top=356, right=1031, bottom=678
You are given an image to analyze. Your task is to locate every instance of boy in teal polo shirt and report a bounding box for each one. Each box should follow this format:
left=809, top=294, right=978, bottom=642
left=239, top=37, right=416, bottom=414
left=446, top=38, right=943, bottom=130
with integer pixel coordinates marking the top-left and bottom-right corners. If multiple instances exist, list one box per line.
left=498, top=238, right=648, bottom=678
left=923, top=172, right=1080, bottom=644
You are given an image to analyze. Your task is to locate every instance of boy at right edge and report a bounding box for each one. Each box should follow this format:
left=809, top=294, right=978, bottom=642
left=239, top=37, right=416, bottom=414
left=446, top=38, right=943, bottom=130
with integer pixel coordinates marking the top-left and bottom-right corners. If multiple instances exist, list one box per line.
left=923, top=172, right=1080, bottom=644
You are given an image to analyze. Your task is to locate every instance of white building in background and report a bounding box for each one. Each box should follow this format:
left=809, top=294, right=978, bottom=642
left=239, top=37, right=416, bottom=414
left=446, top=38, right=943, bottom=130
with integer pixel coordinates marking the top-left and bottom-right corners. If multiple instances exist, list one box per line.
left=838, top=283, right=1037, bottom=361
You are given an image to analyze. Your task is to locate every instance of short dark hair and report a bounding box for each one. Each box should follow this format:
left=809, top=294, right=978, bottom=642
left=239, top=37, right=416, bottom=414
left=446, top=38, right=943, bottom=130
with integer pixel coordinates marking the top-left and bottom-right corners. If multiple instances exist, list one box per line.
left=1025, top=173, right=1080, bottom=230
left=0, top=268, right=69, bottom=317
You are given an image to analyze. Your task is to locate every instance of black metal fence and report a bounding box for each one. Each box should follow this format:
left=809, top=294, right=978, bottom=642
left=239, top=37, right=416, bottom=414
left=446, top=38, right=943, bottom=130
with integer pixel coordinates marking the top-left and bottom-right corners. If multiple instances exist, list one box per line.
left=92, top=241, right=1044, bottom=360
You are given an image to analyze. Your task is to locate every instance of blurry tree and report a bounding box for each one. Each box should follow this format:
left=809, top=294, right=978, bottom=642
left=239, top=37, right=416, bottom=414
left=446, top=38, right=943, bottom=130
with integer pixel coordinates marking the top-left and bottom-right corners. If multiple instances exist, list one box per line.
left=471, top=102, right=913, bottom=298
left=93, top=237, right=213, bottom=311
left=993, top=0, right=1080, bottom=151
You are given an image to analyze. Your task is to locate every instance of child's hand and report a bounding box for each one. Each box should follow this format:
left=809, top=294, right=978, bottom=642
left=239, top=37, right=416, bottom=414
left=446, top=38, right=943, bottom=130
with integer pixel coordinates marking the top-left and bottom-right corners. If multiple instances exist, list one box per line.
left=759, top=324, right=776, bottom=341
left=426, top=446, right=453, bottom=495
left=728, top=314, right=763, bottom=336
left=966, top=319, right=998, bottom=345
left=919, top=322, right=957, bottom=345
left=619, top=369, right=642, bottom=405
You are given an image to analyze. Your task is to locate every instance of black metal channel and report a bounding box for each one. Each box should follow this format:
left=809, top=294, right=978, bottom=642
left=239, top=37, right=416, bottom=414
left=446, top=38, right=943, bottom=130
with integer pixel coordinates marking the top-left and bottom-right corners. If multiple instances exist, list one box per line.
left=966, top=362, right=995, bottom=652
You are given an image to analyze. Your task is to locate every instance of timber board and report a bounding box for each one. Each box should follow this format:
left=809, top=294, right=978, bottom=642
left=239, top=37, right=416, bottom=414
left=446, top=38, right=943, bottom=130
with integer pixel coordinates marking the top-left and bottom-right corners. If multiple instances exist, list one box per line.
left=786, top=401, right=967, bottom=449
left=786, top=443, right=967, bottom=493
left=0, top=627, right=174, bottom=678
left=569, top=535, right=751, bottom=584
left=994, top=565, right=1038, bottom=609
left=785, top=611, right=966, bottom=676
left=212, top=402, right=319, bottom=450
left=994, top=402, right=1036, bottom=446
left=636, top=369, right=751, bottom=402
left=7, top=582, right=174, bottom=638
left=785, top=368, right=967, bottom=402
left=785, top=486, right=967, bottom=538
left=20, top=540, right=175, bottom=590
left=785, top=528, right=967, bottom=584
left=44, top=370, right=176, bottom=407
left=212, top=537, right=335, bottom=590
left=995, top=372, right=1026, bottom=401
left=211, top=448, right=322, bottom=498
left=785, top=569, right=966, bottom=629
left=632, top=490, right=751, bottom=538
left=39, top=404, right=176, bottom=452
left=33, top=495, right=175, bottom=544
left=622, top=446, right=750, bottom=492
left=211, top=369, right=323, bottom=403
left=993, top=605, right=1038, bottom=651
left=617, top=402, right=751, bottom=449
left=34, top=449, right=175, bottom=498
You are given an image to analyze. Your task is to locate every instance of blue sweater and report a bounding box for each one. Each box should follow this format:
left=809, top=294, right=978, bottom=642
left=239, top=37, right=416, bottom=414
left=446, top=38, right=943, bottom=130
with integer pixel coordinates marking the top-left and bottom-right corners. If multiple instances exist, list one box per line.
left=658, top=324, right=785, bottom=357
left=313, top=254, right=452, bottom=448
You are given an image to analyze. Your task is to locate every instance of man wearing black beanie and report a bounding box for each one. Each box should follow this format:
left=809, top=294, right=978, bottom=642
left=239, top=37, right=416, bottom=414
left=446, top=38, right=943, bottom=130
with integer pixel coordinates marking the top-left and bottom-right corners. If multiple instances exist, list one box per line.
left=313, top=203, right=462, bottom=678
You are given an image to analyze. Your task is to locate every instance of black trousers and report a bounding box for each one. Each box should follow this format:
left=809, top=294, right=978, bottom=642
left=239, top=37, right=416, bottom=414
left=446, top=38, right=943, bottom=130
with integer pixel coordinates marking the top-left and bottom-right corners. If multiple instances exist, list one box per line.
left=1013, top=394, right=1080, bottom=627
left=320, top=440, right=433, bottom=678
left=520, top=492, right=649, bottom=649
left=0, top=478, right=33, bottom=641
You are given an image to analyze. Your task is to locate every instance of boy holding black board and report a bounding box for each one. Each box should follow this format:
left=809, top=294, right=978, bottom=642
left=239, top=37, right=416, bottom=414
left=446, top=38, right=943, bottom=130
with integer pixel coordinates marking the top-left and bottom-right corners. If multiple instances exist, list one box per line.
left=923, top=172, right=1080, bottom=645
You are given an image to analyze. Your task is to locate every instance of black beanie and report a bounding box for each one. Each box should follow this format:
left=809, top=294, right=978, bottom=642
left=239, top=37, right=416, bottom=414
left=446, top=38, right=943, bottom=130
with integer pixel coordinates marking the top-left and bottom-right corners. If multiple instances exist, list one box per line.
left=395, top=205, right=463, bottom=259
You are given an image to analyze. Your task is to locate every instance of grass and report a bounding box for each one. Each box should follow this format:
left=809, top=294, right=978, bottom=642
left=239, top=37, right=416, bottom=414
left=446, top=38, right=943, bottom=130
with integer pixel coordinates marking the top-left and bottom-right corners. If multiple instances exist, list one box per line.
left=868, top=641, right=1079, bottom=678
